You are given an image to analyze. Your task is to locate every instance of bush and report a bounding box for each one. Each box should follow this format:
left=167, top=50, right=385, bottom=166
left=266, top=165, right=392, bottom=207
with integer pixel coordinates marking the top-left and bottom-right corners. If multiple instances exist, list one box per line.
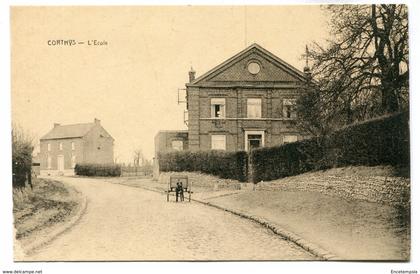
left=250, top=112, right=409, bottom=182
left=159, top=150, right=248, bottom=182
left=12, top=126, right=34, bottom=188
left=75, top=163, right=121, bottom=177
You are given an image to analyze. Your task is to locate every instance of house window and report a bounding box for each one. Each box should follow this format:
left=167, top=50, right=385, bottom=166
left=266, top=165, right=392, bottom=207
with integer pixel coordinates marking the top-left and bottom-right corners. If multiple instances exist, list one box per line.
left=47, top=143, right=51, bottom=151
left=71, top=155, right=76, bottom=168
left=211, top=135, right=226, bottom=150
left=47, top=156, right=52, bottom=169
left=283, top=135, right=298, bottom=144
left=172, top=140, right=183, bottom=151
left=283, top=99, right=297, bottom=119
left=71, top=142, right=75, bottom=150
left=247, top=98, right=262, bottom=118
left=211, top=98, right=226, bottom=118
left=59, top=142, right=63, bottom=150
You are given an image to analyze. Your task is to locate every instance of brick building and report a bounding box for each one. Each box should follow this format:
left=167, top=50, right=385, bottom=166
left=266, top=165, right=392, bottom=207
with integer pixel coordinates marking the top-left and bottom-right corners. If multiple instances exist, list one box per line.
left=155, top=43, right=310, bottom=158
left=40, top=118, right=114, bottom=176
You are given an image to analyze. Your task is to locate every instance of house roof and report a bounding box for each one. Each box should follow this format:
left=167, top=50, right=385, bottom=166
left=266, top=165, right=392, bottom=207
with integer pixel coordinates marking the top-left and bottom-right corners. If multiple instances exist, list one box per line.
left=40, top=123, right=95, bottom=140
left=188, top=43, right=307, bottom=86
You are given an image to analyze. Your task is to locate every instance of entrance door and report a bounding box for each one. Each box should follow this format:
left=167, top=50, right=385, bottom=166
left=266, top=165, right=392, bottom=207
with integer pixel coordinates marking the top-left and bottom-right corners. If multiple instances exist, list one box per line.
left=248, top=134, right=262, bottom=150
left=57, top=155, right=65, bottom=171
left=245, top=130, right=265, bottom=151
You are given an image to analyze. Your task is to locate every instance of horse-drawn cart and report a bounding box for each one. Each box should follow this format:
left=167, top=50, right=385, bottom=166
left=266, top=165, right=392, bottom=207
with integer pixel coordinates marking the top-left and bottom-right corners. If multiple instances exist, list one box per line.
left=165, top=175, right=193, bottom=202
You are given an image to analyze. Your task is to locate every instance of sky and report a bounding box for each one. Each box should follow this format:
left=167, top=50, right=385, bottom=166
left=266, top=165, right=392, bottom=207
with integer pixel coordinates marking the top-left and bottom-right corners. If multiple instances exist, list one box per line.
left=11, top=6, right=330, bottom=163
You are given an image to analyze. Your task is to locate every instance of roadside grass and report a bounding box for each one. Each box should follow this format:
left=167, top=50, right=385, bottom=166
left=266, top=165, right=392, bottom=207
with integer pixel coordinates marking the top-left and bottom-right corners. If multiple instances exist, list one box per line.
left=13, top=178, right=79, bottom=240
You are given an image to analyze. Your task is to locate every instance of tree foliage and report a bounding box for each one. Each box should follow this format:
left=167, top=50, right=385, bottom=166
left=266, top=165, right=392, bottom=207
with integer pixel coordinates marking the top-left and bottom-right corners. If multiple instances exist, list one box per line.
left=297, top=4, right=409, bottom=136
left=12, top=125, right=34, bottom=188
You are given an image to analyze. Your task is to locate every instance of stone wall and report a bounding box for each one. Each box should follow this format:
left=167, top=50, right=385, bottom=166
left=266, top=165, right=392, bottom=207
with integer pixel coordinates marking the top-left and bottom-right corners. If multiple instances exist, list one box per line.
left=256, top=173, right=410, bottom=208
left=158, top=171, right=244, bottom=191
left=159, top=168, right=410, bottom=208
left=160, top=168, right=410, bottom=208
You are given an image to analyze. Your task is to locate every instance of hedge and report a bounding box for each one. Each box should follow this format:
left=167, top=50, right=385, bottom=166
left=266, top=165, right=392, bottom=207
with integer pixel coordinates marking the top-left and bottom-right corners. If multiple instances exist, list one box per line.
left=75, top=163, right=121, bottom=177
left=250, top=112, right=409, bottom=182
left=158, top=150, right=248, bottom=182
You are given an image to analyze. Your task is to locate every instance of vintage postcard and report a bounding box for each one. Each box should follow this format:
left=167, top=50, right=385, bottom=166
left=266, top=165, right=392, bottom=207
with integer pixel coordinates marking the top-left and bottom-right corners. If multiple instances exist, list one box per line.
left=5, top=3, right=415, bottom=271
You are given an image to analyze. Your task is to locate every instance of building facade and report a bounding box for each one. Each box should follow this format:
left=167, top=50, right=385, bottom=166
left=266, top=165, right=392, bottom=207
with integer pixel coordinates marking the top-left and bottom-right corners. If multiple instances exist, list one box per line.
left=184, top=43, right=309, bottom=152
left=154, top=130, right=189, bottom=155
left=40, top=118, right=114, bottom=175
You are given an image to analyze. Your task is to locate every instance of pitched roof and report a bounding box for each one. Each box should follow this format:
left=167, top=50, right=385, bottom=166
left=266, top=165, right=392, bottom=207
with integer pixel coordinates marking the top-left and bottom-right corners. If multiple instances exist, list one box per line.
left=188, top=43, right=307, bottom=85
left=40, top=123, right=95, bottom=140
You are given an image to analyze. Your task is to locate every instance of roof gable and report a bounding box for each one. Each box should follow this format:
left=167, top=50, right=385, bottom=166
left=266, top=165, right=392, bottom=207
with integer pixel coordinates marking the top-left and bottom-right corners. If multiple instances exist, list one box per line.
left=40, top=123, right=95, bottom=140
left=189, top=43, right=307, bottom=86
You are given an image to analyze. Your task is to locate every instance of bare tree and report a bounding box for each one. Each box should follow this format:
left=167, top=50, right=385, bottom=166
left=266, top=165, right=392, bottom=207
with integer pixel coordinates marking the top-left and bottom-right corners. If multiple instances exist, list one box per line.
left=133, top=149, right=144, bottom=167
left=300, top=4, right=408, bottom=131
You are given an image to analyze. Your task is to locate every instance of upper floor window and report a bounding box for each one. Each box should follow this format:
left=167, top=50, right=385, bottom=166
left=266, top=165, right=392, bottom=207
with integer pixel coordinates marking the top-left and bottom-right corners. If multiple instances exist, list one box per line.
left=172, top=140, right=183, bottom=151
left=211, top=135, right=226, bottom=150
left=59, top=142, right=63, bottom=150
left=71, top=142, right=75, bottom=151
left=211, top=98, right=226, bottom=118
left=247, top=98, right=262, bottom=118
left=47, top=143, right=51, bottom=151
left=283, top=99, right=297, bottom=119
left=283, top=135, right=298, bottom=144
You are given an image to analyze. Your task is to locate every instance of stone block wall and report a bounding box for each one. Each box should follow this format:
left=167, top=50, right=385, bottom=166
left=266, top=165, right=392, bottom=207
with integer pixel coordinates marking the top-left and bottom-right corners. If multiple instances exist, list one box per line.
left=256, top=174, right=410, bottom=208
left=158, top=171, right=243, bottom=191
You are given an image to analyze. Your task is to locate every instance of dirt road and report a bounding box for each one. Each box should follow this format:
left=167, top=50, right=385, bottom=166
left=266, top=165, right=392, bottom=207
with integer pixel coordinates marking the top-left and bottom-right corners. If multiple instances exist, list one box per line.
left=26, top=177, right=315, bottom=261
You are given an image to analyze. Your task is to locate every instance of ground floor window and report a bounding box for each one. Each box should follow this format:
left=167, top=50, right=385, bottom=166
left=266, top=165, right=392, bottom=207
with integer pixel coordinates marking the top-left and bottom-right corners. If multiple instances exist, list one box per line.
left=211, top=135, right=226, bottom=150
left=47, top=155, right=52, bottom=169
left=71, top=154, right=77, bottom=168
left=283, top=134, right=298, bottom=144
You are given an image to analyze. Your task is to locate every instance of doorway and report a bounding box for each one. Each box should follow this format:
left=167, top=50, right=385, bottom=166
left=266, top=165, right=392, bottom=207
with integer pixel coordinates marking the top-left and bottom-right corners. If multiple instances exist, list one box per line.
left=57, top=155, right=64, bottom=171
left=248, top=134, right=262, bottom=150
left=244, top=130, right=265, bottom=151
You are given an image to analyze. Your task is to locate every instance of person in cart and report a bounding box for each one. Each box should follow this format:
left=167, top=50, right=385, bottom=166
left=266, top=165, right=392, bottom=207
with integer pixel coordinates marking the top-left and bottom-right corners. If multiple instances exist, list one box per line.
left=175, top=182, right=180, bottom=202
left=179, top=182, right=184, bottom=202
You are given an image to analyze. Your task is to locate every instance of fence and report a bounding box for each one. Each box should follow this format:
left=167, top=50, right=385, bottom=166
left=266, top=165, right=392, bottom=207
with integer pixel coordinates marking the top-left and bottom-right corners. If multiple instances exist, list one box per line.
left=120, top=165, right=152, bottom=177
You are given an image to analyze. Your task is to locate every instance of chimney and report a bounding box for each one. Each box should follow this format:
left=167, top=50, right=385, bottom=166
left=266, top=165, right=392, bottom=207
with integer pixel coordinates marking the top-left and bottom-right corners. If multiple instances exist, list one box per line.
left=304, top=66, right=312, bottom=80
left=188, top=67, right=196, bottom=83
left=304, top=45, right=312, bottom=80
left=54, top=123, right=60, bottom=128
left=94, top=118, right=101, bottom=125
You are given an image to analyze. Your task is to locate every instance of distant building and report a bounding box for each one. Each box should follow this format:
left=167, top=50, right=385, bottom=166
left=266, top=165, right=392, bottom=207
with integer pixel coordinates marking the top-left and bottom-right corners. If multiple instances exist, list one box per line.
left=153, top=130, right=188, bottom=178
left=32, top=153, right=41, bottom=176
left=154, top=130, right=189, bottom=155
left=39, top=118, right=114, bottom=176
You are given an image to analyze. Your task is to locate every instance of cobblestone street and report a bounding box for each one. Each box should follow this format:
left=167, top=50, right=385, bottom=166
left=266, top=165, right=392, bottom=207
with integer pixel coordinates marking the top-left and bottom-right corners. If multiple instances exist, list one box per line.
left=25, top=177, right=315, bottom=261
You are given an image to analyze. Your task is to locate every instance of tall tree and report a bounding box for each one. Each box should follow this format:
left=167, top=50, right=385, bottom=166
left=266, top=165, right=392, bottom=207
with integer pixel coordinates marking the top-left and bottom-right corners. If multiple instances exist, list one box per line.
left=133, top=149, right=144, bottom=167
left=300, top=4, right=409, bottom=133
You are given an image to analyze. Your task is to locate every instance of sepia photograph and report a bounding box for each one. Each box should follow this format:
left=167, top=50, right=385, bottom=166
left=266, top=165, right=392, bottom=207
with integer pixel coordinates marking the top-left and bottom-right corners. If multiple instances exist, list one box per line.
left=1, top=1, right=419, bottom=273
